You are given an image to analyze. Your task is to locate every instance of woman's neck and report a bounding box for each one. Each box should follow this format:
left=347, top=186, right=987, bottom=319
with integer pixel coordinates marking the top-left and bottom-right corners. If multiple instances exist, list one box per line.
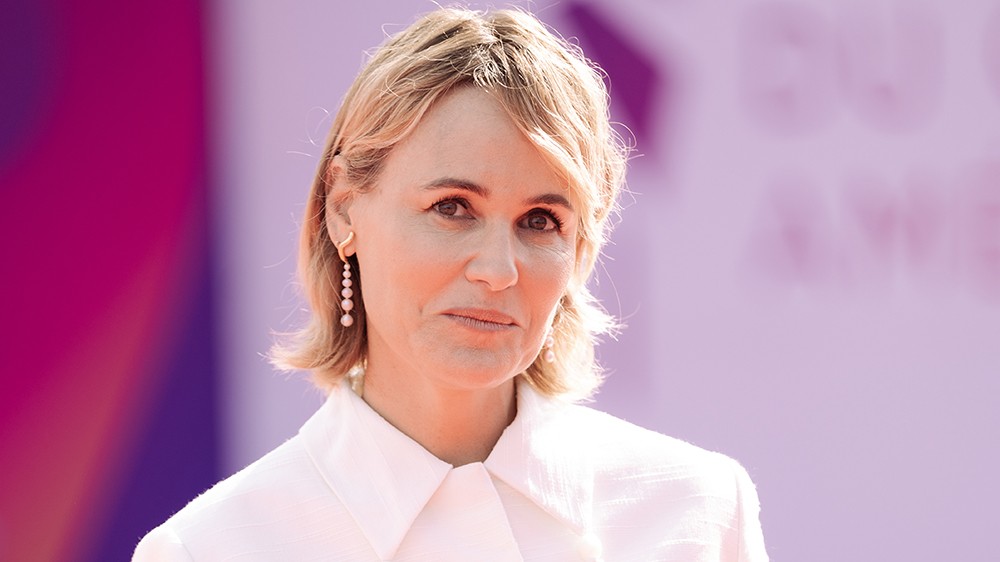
left=358, top=368, right=517, bottom=467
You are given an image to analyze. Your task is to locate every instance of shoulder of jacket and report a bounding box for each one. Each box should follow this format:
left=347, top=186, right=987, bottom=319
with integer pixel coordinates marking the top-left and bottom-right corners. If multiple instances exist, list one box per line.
left=562, top=403, right=750, bottom=492
left=132, top=524, right=194, bottom=561
left=140, top=435, right=312, bottom=539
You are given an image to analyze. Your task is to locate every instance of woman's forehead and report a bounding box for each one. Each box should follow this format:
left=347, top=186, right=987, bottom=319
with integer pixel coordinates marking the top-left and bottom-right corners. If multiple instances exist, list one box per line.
left=381, top=90, right=566, bottom=194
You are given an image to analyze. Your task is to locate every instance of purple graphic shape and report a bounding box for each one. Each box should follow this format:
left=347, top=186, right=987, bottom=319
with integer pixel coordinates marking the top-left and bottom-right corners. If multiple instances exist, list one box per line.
left=565, top=2, right=662, bottom=151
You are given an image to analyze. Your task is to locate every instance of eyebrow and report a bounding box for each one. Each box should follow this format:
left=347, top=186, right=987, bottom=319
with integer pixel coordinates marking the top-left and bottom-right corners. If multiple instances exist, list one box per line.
left=422, top=177, right=575, bottom=212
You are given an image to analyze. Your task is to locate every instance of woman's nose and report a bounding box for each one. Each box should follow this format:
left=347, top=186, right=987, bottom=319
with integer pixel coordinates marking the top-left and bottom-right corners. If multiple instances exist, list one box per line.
left=464, top=225, right=519, bottom=291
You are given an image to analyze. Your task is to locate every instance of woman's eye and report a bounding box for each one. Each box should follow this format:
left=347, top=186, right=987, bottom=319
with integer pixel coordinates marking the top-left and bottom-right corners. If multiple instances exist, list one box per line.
left=433, top=198, right=468, bottom=217
left=436, top=200, right=458, bottom=215
left=521, top=211, right=561, bottom=232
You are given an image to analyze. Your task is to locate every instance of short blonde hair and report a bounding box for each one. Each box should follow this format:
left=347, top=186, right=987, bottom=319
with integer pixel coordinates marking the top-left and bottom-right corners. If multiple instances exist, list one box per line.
left=272, top=7, right=627, bottom=400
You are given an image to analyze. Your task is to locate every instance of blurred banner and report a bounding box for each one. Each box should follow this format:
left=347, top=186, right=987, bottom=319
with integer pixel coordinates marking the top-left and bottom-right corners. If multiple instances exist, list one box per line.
left=0, top=1, right=217, bottom=560
left=2, top=1, right=998, bottom=561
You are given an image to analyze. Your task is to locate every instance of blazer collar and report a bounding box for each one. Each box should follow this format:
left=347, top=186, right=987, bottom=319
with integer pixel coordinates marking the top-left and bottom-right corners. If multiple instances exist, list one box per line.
left=299, top=378, right=594, bottom=559
left=485, top=382, right=594, bottom=535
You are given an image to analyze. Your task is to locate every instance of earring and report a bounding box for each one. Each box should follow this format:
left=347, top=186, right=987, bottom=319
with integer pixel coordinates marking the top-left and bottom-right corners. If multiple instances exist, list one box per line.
left=336, top=232, right=355, bottom=327
left=543, top=326, right=555, bottom=363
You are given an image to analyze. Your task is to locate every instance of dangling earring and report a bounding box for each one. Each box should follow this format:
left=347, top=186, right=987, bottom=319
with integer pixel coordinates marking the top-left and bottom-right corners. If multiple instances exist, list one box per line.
left=336, top=231, right=355, bottom=327
left=543, top=326, right=556, bottom=363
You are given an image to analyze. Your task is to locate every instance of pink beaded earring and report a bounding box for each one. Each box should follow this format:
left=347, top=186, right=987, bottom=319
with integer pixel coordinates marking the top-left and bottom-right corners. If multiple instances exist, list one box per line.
left=542, top=326, right=555, bottom=363
left=336, top=231, right=355, bottom=327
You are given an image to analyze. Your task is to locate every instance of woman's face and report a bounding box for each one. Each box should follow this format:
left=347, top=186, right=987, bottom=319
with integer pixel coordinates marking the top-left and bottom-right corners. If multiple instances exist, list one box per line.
left=343, top=87, right=577, bottom=394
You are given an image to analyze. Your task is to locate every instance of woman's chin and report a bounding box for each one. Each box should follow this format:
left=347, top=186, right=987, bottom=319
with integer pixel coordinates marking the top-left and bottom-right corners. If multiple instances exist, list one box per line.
left=429, top=350, right=526, bottom=392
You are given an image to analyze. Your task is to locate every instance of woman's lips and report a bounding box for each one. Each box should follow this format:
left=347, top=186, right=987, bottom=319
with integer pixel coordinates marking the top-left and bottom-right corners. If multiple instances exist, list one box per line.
left=442, top=308, right=517, bottom=330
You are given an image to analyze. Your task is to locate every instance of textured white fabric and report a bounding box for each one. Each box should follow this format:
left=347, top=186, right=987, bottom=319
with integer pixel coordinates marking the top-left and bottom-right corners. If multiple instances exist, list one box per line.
left=134, top=381, right=768, bottom=561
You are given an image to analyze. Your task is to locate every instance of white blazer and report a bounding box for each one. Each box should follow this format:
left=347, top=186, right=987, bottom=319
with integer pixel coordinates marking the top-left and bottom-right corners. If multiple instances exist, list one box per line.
left=134, top=380, right=768, bottom=561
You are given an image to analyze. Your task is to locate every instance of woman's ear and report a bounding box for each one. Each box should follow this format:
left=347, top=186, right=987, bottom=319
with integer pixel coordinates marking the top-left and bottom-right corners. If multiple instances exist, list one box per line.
left=324, top=154, right=357, bottom=257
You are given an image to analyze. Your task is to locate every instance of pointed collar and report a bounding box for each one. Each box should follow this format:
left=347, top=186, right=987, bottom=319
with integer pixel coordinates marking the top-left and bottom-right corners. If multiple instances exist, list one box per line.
left=299, top=379, right=594, bottom=559
left=485, top=382, right=595, bottom=535
left=300, top=383, right=452, bottom=560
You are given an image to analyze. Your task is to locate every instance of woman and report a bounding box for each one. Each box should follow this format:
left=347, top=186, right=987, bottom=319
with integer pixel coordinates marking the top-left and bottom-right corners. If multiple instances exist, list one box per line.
left=135, top=7, right=768, bottom=561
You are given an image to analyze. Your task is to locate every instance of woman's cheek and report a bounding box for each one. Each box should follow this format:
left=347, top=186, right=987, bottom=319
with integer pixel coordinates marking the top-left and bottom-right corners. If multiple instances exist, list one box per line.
left=530, top=248, right=574, bottom=299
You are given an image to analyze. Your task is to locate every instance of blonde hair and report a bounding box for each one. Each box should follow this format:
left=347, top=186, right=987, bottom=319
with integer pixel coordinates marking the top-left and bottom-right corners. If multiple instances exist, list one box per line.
left=272, top=7, right=628, bottom=401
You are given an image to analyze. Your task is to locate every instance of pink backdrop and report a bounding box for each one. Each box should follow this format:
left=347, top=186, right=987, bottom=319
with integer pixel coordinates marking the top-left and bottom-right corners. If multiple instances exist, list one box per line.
left=214, top=2, right=1000, bottom=560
